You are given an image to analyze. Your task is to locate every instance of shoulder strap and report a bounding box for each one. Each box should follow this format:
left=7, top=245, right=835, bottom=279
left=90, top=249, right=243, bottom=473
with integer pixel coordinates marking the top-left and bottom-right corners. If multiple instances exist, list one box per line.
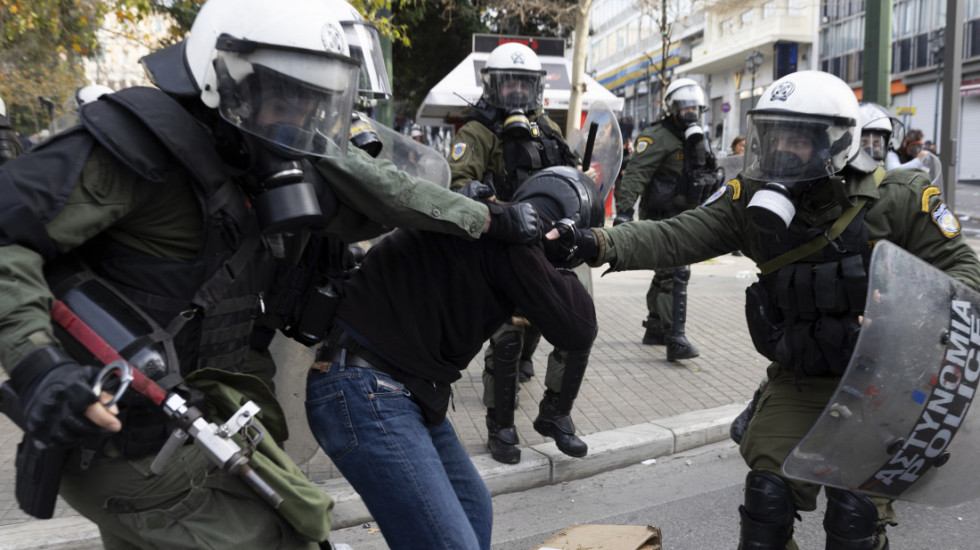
left=758, top=167, right=886, bottom=275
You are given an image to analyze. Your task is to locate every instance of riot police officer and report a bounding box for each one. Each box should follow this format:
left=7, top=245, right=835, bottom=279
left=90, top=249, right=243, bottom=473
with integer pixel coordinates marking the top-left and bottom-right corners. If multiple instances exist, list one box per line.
left=0, top=96, right=23, bottom=164
left=0, top=0, right=539, bottom=547
left=558, top=70, right=980, bottom=550
left=614, top=77, right=717, bottom=362
left=447, top=42, right=588, bottom=464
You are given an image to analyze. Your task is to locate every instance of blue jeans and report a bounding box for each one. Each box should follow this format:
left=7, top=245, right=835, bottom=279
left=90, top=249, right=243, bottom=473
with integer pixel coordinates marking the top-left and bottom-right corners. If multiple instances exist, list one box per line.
left=306, top=364, right=492, bottom=550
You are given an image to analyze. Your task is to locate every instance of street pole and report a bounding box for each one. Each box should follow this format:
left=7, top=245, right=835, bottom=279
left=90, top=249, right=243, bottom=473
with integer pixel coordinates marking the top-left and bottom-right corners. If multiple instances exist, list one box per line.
left=931, top=29, right=945, bottom=148
left=940, top=0, right=964, bottom=211
left=745, top=51, right=763, bottom=107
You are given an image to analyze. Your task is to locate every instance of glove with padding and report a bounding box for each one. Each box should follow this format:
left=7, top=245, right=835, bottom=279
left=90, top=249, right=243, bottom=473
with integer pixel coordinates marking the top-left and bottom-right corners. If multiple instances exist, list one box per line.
left=12, top=346, right=104, bottom=446
left=613, top=207, right=634, bottom=226
left=457, top=180, right=495, bottom=201
left=544, top=221, right=600, bottom=268
left=485, top=201, right=542, bottom=244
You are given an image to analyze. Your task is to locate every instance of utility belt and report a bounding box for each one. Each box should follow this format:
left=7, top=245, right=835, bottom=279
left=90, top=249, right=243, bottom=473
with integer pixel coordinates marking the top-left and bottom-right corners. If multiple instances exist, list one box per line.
left=314, top=327, right=452, bottom=425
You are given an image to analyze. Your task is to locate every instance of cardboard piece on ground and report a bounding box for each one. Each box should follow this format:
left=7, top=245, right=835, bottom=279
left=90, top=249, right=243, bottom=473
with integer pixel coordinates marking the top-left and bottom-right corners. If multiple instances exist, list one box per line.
left=533, top=524, right=663, bottom=550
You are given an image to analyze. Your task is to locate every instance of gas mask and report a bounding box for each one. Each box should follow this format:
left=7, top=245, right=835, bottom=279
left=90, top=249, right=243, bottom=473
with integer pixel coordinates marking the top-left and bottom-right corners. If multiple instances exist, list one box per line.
left=502, top=109, right=532, bottom=140
left=242, top=134, right=323, bottom=235
left=745, top=178, right=816, bottom=234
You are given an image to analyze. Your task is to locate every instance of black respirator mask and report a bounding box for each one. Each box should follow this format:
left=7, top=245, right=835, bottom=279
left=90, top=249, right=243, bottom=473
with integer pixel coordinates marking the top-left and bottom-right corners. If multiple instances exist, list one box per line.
left=242, top=133, right=323, bottom=235
left=745, top=175, right=816, bottom=234
left=502, top=109, right=532, bottom=140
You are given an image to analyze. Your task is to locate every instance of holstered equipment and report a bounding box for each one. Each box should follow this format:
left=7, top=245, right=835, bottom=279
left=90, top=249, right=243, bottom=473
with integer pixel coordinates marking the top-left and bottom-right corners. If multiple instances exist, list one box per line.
left=824, top=488, right=885, bottom=550
left=738, top=470, right=796, bottom=550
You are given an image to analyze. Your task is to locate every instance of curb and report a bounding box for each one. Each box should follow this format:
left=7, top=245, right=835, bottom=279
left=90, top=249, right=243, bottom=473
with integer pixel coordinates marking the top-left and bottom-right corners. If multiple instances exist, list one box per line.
left=0, top=402, right=745, bottom=549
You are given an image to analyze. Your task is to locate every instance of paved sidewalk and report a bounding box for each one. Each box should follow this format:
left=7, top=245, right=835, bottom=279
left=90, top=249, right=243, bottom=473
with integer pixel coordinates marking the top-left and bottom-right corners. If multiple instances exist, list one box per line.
left=5, top=204, right=980, bottom=548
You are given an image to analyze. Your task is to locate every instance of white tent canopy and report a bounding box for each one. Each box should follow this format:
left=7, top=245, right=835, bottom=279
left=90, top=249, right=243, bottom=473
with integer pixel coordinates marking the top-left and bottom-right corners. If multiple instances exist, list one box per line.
left=416, top=52, right=624, bottom=127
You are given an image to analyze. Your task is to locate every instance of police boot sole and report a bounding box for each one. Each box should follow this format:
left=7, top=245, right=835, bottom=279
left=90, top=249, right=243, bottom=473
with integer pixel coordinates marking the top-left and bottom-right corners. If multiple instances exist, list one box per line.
left=667, top=346, right=700, bottom=362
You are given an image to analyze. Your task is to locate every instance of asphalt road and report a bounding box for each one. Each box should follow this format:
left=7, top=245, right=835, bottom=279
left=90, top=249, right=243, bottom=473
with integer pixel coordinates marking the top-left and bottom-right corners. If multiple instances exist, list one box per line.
left=329, top=441, right=980, bottom=549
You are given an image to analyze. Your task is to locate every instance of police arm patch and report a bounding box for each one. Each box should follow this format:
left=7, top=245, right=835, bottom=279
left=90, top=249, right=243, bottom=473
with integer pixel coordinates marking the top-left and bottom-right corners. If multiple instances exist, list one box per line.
left=920, top=186, right=941, bottom=212
left=930, top=202, right=961, bottom=238
left=635, top=137, right=652, bottom=153
left=451, top=143, right=467, bottom=161
left=704, top=179, right=741, bottom=206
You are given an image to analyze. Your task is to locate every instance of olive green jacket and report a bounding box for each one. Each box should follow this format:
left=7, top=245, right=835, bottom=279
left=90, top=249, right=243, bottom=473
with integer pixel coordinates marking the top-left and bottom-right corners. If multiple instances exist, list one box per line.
left=591, top=167, right=980, bottom=291
left=614, top=122, right=689, bottom=219
left=448, top=111, right=566, bottom=190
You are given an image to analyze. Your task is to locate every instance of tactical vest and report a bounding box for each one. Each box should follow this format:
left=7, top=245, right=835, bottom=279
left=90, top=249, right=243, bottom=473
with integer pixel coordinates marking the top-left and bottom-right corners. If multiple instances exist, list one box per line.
left=53, top=88, right=276, bottom=456
left=745, top=203, right=873, bottom=379
left=468, top=104, right=578, bottom=201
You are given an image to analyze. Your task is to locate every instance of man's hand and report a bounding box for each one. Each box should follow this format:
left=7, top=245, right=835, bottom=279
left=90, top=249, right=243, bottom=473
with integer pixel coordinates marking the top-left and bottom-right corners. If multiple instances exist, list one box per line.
left=544, top=221, right=600, bottom=267
left=484, top=201, right=542, bottom=244
left=613, top=207, right=634, bottom=226
left=14, top=346, right=121, bottom=446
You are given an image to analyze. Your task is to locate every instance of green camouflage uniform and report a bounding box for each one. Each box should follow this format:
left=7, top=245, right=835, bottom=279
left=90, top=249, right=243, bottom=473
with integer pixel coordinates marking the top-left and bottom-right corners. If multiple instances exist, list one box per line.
left=591, top=166, right=980, bottom=549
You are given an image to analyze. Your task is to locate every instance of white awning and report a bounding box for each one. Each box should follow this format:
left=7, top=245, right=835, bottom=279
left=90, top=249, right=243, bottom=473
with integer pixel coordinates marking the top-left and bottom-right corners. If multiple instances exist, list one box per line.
left=416, top=52, right=624, bottom=127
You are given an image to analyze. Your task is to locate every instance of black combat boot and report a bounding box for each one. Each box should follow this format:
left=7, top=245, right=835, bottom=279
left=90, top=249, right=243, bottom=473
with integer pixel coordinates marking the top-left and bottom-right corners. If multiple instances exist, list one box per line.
left=641, top=316, right=665, bottom=345
left=486, top=410, right=521, bottom=464
left=533, top=390, right=588, bottom=457
left=518, top=359, right=535, bottom=383
left=666, top=333, right=700, bottom=361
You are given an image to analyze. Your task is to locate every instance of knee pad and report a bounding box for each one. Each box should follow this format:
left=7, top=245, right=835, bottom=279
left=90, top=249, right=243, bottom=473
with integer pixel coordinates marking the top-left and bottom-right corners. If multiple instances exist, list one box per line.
left=739, top=470, right=795, bottom=550
left=824, top=489, right=882, bottom=550
left=673, top=265, right=691, bottom=284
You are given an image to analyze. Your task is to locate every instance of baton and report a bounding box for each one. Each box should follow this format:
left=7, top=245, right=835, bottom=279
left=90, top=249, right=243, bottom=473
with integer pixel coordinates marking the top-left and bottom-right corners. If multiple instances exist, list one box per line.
left=50, top=300, right=284, bottom=509
left=581, top=122, right=599, bottom=169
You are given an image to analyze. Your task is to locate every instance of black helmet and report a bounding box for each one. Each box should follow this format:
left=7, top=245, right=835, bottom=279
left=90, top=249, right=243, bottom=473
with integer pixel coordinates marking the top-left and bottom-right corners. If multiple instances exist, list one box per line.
left=511, top=166, right=604, bottom=230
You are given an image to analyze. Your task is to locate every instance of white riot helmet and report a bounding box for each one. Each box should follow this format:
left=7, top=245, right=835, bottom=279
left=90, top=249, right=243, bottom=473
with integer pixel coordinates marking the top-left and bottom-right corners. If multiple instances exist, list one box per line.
left=858, top=102, right=905, bottom=162
left=165, top=0, right=361, bottom=158
left=73, top=85, right=115, bottom=109
left=327, top=0, right=391, bottom=99
left=663, top=78, right=706, bottom=125
left=743, top=71, right=860, bottom=233
left=481, top=43, right=547, bottom=112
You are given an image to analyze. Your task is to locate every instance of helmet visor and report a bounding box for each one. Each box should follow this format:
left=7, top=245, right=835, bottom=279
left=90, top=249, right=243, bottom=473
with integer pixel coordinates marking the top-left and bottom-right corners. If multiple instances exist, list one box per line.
left=214, top=41, right=359, bottom=158
left=345, top=21, right=391, bottom=98
left=743, top=112, right=855, bottom=183
left=861, top=131, right=889, bottom=162
left=481, top=69, right=545, bottom=112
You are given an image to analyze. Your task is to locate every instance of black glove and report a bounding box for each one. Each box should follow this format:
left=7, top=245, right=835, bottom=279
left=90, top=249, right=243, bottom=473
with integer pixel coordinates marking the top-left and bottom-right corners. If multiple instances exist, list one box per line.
left=613, top=207, right=634, bottom=226
left=12, top=346, right=103, bottom=446
left=545, top=222, right=600, bottom=268
left=485, top=201, right=542, bottom=244
left=457, top=180, right=495, bottom=201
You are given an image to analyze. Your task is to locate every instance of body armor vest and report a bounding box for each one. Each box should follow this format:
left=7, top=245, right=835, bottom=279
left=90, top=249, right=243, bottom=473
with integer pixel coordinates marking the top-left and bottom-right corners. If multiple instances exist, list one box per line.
left=54, top=88, right=276, bottom=456
left=745, top=202, right=873, bottom=378
left=468, top=102, right=578, bottom=201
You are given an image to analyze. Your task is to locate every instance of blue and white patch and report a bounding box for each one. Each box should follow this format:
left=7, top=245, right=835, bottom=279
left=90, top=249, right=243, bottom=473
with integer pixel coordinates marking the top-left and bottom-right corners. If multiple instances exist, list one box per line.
left=451, top=143, right=467, bottom=161
left=636, top=137, right=652, bottom=154
left=931, top=202, right=961, bottom=238
left=703, top=184, right=728, bottom=206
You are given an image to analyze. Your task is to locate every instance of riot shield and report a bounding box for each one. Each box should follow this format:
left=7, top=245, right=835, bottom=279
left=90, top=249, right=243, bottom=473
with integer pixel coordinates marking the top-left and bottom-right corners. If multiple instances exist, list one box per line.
left=270, top=333, right=321, bottom=465
left=715, top=153, right=745, bottom=186
left=568, top=101, right=623, bottom=203
left=782, top=240, right=980, bottom=507
left=920, top=152, right=944, bottom=196
left=363, top=114, right=450, bottom=188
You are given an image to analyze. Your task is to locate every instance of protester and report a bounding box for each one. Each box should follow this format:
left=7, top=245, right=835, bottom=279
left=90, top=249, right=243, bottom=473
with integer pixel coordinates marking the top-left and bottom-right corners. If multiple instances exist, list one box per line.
left=557, top=70, right=980, bottom=549
left=306, top=166, right=601, bottom=549
left=0, top=0, right=541, bottom=547
left=613, top=77, right=718, bottom=362
left=731, top=135, right=745, bottom=155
